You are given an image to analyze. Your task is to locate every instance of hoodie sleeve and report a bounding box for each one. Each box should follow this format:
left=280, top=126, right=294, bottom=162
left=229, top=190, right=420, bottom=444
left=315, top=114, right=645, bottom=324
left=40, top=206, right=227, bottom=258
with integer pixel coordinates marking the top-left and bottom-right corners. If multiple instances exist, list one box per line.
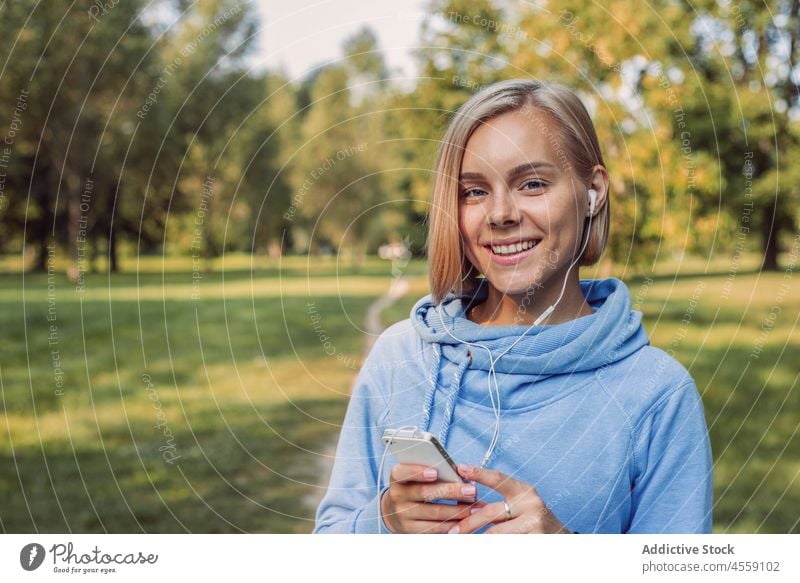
left=627, top=380, right=714, bottom=533
left=312, top=342, right=394, bottom=534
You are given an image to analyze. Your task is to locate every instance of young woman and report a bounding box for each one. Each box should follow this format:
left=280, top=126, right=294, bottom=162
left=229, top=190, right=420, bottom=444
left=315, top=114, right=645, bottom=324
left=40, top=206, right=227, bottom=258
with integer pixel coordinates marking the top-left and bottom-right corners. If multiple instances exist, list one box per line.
left=313, top=79, right=713, bottom=534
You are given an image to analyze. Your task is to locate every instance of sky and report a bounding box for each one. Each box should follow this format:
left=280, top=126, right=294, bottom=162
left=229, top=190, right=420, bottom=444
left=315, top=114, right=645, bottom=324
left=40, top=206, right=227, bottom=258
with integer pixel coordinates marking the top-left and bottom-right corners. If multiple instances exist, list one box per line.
left=254, top=0, right=430, bottom=84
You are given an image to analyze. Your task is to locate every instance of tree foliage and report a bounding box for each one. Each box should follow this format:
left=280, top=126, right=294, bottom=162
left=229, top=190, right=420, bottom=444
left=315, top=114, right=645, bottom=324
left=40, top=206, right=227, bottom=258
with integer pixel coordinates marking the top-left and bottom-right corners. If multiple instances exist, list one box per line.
left=0, top=0, right=796, bottom=273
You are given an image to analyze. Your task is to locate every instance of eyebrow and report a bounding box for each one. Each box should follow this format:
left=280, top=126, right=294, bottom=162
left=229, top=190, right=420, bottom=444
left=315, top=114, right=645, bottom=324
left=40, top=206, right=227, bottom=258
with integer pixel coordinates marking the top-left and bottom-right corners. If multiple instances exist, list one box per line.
left=459, top=161, right=557, bottom=182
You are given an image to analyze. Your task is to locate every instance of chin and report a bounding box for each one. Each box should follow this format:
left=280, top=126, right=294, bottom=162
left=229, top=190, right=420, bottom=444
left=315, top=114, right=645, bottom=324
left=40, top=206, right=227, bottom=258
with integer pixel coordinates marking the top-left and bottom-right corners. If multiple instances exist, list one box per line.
left=486, top=277, right=546, bottom=297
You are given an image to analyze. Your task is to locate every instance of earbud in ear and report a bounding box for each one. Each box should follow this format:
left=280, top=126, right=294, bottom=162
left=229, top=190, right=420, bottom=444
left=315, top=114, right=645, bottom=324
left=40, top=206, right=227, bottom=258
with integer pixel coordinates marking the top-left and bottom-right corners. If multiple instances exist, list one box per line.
left=587, top=189, right=597, bottom=216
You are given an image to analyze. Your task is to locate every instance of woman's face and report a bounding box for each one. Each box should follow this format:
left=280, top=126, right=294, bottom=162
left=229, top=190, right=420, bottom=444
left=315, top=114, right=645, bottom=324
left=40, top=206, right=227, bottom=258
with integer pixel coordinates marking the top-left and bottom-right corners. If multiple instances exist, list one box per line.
left=457, top=108, right=587, bottom=299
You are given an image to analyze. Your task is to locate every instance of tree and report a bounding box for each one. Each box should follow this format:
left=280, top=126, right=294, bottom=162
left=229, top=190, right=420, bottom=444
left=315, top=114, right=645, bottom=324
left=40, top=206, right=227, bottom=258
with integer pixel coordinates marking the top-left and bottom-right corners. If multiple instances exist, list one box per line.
left=682, top=0, right=800, bottom=270
left=290, top=27, right=391, bottom=267
left=0, top=0, right=164, bottom=273
left=405, top=0, right=798, bottom=272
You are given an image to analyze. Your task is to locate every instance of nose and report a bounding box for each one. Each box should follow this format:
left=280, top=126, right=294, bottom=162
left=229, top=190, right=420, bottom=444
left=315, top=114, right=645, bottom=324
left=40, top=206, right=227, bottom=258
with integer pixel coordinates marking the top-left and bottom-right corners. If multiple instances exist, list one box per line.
left=486, top=191, right=520, bottom=227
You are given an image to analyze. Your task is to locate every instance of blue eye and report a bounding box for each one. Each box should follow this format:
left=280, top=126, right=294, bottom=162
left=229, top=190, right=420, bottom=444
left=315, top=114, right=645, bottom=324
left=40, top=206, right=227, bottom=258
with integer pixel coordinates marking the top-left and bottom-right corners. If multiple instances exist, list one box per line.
left=460, top=188, right=486, bottom=198
left=521, top=179, right=547, bottom=191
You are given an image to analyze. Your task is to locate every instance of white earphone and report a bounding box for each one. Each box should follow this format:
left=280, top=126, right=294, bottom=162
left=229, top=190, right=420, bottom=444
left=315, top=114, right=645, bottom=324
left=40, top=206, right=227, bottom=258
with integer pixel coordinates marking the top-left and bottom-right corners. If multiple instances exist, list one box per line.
left=588, top=188, right=597, bottom=216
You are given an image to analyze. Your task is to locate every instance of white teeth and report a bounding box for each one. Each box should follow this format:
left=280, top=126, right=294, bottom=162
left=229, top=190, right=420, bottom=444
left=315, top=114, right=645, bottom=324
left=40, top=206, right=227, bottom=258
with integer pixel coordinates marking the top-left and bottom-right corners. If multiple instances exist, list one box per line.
left=490, top=240, right=537, bottom=255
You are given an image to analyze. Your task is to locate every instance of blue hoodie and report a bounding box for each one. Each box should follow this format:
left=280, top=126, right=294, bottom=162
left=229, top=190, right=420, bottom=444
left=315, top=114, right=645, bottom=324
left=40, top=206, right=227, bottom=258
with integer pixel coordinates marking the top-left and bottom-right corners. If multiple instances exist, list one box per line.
left=313, top=277, right=713, bottom=534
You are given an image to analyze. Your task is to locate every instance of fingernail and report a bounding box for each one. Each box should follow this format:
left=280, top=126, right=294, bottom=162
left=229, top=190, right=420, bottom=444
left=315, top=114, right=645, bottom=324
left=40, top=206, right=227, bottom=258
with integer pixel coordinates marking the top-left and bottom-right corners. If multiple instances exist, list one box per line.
left=448, top=525, right=460, bottom=534
left=470, top=507, right=480, bottom=515
left=458, top=464, right=476, bottom=475
left=461, top=485, right=476, bottom=496
left=423, top=468, right=437, bottom=479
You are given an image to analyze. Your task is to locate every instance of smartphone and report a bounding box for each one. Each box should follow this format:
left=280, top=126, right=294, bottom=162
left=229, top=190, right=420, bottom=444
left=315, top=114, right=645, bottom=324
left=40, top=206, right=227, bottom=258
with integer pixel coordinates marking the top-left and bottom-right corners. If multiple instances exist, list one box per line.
left=382, top=427, right=467, bottom=483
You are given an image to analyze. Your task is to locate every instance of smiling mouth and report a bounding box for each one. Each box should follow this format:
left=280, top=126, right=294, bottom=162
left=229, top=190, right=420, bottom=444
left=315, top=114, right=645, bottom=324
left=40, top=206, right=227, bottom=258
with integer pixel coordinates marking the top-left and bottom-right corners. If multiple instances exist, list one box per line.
left=486, top=239, right=540, bottom=256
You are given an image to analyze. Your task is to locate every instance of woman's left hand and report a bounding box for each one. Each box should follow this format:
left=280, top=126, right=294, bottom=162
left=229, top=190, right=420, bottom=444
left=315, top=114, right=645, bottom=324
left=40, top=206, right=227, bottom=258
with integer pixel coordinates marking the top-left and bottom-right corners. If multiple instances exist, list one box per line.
left=447, top=464, right=573, bottom=534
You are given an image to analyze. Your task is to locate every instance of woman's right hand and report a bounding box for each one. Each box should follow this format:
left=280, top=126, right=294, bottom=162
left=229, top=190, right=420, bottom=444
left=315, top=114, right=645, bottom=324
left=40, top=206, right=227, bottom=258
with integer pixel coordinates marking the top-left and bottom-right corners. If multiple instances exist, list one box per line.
left=380, top=463, right=487, bottom=533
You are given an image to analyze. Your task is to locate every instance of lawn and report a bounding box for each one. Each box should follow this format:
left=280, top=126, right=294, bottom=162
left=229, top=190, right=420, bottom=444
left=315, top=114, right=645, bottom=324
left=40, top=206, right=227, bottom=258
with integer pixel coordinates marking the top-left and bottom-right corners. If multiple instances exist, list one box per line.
left=0, top=252, right=797, bottom=533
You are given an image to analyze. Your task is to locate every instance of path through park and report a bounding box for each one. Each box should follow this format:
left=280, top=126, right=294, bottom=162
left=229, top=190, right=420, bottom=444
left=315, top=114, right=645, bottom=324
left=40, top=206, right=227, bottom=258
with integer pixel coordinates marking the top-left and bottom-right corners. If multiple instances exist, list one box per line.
left=302, top=276, right=410, bottom=525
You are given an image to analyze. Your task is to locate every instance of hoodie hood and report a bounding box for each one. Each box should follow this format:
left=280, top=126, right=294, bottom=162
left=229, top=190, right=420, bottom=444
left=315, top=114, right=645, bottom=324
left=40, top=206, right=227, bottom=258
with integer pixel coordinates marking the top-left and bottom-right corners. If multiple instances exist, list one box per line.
left=412, top=277, right=649, bottom=376
left=410, top=277, right=650, bottom=454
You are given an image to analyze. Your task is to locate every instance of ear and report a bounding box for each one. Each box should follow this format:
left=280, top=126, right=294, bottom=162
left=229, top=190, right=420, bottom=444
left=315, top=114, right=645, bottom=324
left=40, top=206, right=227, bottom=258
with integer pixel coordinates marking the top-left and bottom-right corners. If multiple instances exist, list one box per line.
left=587, top=165, right=609, bottom=214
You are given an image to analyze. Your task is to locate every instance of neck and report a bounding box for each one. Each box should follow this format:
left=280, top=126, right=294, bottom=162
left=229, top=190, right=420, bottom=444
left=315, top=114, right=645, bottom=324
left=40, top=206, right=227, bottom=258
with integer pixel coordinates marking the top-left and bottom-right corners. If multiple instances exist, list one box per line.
left=469, top=268, right=593, bottom=327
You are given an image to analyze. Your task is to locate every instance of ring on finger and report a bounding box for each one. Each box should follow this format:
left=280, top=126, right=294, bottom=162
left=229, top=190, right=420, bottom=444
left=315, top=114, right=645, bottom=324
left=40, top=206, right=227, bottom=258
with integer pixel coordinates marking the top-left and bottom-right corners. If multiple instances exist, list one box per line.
left=503, top=498, right=512, bottom=521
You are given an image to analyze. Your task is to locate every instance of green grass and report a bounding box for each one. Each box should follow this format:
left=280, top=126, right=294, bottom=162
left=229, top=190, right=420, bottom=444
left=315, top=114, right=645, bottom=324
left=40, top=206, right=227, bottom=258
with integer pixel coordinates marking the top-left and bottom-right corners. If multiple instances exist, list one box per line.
left=0, top=256, right=396, bottom=533
left=0, top=253, right=797, bottom=532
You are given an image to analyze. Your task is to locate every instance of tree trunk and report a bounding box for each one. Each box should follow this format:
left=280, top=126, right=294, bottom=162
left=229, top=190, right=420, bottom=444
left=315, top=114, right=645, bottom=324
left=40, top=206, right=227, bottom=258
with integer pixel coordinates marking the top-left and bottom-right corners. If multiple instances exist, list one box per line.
left=35, top=236, right=48, bottom=271
left=33, top=162, right=54, bottom=272
left=108, top=224, right=119, bottom=273
left=350, top=242, right=366, bottom=272
left=759, top=199, right=781, bottom=271
left=90, top=230, right=99, bottom=273
left=66, top=186, right=80, bottom=282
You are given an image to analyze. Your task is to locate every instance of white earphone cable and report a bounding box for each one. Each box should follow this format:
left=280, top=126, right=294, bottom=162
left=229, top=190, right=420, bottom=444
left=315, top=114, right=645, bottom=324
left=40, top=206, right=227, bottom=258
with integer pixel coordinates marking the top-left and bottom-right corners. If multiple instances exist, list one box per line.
left=375, top=190, right=598, bottom=531
left=439, top=190, right=597, bottom=468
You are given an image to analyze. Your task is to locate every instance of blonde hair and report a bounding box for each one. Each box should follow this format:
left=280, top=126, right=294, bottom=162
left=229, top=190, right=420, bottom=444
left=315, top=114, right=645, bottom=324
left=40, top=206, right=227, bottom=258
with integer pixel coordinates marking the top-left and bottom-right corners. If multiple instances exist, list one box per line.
left=426, top=79, right=610, bottom=304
